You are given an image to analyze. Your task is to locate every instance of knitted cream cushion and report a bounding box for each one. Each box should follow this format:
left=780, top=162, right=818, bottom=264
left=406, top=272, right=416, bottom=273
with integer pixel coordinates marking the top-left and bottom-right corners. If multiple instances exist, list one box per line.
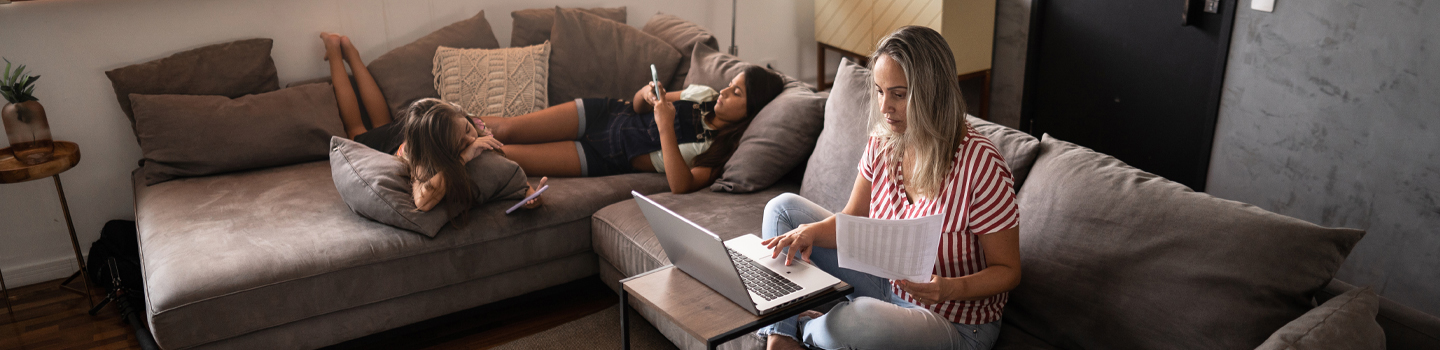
left=432, top=42, right=549, bottom=117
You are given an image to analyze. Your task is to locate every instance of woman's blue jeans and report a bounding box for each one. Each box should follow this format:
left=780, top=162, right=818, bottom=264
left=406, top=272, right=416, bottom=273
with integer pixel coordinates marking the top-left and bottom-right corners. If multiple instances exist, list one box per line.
left=754, top=193, right=1001, bottom=350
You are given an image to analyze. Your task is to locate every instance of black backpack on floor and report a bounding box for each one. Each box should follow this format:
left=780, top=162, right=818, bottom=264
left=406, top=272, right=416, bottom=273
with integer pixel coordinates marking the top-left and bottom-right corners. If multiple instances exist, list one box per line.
left=87, top=219, right=145, bottom=298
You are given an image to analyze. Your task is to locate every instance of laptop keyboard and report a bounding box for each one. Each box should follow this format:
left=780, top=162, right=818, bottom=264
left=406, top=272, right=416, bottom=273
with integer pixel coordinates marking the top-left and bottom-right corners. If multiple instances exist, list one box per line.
left=727, top=248, right=803, bottom=301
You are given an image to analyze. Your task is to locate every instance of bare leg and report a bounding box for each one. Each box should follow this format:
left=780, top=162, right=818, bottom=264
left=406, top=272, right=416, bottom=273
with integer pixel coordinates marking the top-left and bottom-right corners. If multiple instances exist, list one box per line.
left=481, top=102, right=581, bottom=144
left=339, top=36, right=392, bottom=127
left=499, top=142, right=583, bottom=177
left=323, top=33, right=367, bottom=139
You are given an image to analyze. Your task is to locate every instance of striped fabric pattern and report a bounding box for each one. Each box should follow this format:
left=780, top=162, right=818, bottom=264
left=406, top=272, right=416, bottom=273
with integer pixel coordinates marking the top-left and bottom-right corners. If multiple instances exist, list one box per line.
left=858, top=127, right=1019, bottom=324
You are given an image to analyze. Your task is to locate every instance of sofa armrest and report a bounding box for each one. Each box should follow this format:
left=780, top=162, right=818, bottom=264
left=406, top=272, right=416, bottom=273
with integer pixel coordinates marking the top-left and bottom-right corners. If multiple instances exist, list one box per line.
left=1320, top=279, right=1440, bottom=349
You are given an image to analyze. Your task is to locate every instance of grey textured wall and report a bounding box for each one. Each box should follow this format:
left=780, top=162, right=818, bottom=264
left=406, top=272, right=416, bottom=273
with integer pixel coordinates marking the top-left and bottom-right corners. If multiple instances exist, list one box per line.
left=1208, top=0, right=1440, bottom=315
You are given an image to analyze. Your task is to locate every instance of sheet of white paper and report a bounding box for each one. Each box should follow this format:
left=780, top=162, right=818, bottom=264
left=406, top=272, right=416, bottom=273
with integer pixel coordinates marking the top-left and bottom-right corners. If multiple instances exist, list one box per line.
left=834, top=213, right=944, bottom=283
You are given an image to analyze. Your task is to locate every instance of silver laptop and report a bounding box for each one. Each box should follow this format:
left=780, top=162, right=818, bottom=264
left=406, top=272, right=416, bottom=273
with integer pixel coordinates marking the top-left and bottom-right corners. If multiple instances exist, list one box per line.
left=632, top=192, right=843, bottom=316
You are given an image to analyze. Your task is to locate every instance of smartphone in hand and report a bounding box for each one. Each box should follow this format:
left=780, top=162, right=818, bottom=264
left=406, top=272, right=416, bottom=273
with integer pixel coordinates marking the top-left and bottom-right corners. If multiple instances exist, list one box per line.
left=506, top=185, right=549, bottom=214
left=650, top=64, right=663, bottom=100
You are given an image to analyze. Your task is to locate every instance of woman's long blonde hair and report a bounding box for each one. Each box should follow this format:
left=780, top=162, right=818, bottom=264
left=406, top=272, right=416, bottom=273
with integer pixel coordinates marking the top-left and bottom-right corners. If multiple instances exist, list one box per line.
left=868, top=26, right=968, bottom=198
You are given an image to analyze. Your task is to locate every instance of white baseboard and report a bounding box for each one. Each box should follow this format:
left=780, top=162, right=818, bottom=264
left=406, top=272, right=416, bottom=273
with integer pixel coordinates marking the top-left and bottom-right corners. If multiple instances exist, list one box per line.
left=1, top=255, right=86, bottom=289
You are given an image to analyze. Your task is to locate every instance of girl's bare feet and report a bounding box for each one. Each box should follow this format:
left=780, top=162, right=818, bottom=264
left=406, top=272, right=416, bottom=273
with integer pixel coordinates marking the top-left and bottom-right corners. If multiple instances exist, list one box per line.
left=339, top=35, right=363, bottom=62
left=321, top=32, right=343, bottom=62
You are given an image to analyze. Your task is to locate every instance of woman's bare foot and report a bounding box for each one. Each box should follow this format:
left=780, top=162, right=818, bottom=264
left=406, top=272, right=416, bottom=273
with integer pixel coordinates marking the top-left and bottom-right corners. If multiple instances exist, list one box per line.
left=320, top=32, right=343, bottom=61
left=767, top=335, right=807, bottom=350
left=339, top=35, right=364, bottom=63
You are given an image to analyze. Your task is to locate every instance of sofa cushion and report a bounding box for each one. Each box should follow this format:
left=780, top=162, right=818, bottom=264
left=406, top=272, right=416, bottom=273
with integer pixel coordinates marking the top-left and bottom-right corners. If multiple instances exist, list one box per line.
left=683, top=44, right=748, bottom=93
left=1256, top=287, right=1384, bottom=350
left=367, top=10, right=500, bottom=122
left=136, top=161, right=667, bottom=349
left=432, top=43, right=550, bottom=117
left=328, top=137, right=529, bottom=237
left=966, top=116, right=1039, bottom=188
left=641, top=12, right=720, bottom=91
left=547, top=7, right=681, bottom=106
left=509, top=6, right=627, bottom=48
left=129, top=83, right=342, bottom=185
left=993, top=323, right=1065, bottom=350
left=711, top=86, right=827, bottom=193
left=105, top=38, right=279, bottom=141
left=799, top=58, right=871, bottom=212
left=1319, top=279, right=1440, bottom=349
left=1006, top=134, right=1367, bottom=350
left=592, top=182, right=799, bottom=277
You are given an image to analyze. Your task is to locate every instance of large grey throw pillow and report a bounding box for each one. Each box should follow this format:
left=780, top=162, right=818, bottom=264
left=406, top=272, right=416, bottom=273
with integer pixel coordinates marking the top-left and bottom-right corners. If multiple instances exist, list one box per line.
left=1006, top=134, right=1367, bottom=350
left=106, top=38, right=279, bottom=141
left=683, top=44, right=748, bottom=92
left=966, top=116, right=1040, bottom=188
left=1255, top=287, right=1385, bottom=350
left=641, top=12, right=719, bottom=91
left=367, top=10, right=500, bottom=122
left=130, top=83, right=343, bottom=185
left=710, top=85, right=828, bottom=193
left=328, top=137, right=530, bottom=237
left=799, top=58, right=872, bottom=212
left=510, top=6, right=627, bottom=48
left=548, top=7, right=681, bottom=105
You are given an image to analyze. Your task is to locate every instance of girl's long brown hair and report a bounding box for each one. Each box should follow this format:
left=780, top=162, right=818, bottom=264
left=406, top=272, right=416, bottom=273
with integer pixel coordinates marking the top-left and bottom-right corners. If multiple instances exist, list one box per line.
left=398, top=98, right=477, bottom=224
left=691, top=65, right=786, bottom=172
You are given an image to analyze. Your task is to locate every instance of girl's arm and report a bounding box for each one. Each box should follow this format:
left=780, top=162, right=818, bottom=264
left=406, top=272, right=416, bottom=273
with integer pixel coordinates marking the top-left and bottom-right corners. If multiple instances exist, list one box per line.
left=397, top=142, right=448, bottom=212
left=649, top=87, right=711, bottom=193
left=413, top=174, right=446, bottom=212
left=898, top=226, right=1022, bottom=304
left=633, top=82, right=685, bottom=114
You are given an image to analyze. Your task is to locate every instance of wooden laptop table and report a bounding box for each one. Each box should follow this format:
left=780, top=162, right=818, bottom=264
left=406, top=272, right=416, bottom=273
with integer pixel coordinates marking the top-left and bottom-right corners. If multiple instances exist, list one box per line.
left=619, top=265, right=852, bottom=350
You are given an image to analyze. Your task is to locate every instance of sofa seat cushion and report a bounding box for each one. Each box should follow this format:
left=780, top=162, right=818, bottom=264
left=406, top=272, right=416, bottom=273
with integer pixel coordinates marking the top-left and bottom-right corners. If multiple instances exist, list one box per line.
left=592, top=182, right=799, bottom=277
left=136, top=161, right=666, bottom=349
left=993, top=321, right=1064, bottom=350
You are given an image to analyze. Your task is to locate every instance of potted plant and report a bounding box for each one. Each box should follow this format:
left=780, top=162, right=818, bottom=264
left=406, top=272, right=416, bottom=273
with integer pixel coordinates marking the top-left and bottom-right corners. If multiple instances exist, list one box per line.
left=1, top=58, right=53, bottom=165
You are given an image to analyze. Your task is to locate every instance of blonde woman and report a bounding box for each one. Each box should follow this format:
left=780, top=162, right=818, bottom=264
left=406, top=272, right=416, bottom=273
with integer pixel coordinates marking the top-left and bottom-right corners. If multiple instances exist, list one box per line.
left=757, top=26, right=1021, bottom=350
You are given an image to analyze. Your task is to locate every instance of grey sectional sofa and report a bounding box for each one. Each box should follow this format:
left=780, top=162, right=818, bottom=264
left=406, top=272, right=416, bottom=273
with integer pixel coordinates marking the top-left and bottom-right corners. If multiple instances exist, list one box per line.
left=591, top=115, right=1440, bottom=350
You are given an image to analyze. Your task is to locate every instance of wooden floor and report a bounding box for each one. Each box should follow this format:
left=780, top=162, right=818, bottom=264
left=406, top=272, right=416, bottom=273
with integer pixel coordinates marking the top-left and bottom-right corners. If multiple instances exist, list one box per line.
left=1, top=277, right=618, bottom=350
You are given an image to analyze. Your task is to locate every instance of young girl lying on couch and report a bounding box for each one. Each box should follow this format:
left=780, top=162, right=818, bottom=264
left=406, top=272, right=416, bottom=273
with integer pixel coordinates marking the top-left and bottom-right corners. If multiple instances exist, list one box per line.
left=321, top=33, right=544, bottom=212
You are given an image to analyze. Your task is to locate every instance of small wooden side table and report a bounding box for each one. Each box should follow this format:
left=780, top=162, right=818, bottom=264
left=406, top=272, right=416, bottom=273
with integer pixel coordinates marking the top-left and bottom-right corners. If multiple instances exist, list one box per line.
left=0, top=141, right=94, bottom=316
left=619, top=265, right=852, bottom=350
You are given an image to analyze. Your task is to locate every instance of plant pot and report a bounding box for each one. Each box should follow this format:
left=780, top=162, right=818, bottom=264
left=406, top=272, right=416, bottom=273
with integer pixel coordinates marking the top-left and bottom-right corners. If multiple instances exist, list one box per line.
left=2, top=100, right=55, bottom=165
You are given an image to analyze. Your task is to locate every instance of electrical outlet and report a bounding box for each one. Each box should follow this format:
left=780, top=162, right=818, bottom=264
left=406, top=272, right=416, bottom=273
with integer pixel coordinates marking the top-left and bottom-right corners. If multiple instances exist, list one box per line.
left=1252, top=0, right=1275, bottom=12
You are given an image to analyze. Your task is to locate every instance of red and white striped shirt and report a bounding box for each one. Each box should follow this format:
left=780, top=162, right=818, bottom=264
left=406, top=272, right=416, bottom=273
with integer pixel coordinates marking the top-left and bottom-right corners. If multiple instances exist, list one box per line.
left=858, top=127, right=1019, bottom=324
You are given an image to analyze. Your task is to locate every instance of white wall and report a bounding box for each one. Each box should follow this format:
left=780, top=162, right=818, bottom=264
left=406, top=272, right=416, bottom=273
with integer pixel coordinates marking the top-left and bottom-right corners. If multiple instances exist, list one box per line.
left=0, top=0, right=815, bottom=288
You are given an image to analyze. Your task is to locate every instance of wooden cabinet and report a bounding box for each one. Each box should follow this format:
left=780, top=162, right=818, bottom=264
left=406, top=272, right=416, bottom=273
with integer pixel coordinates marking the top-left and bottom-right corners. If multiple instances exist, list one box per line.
left=815, top=0, right=996, bottom=117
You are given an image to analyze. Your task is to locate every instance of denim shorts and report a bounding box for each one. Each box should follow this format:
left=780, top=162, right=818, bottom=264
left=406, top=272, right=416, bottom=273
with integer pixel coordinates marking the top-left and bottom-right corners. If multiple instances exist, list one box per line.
left=574, top=98, right=707, bottom=177
left=355, top=121, right=404, bottom=155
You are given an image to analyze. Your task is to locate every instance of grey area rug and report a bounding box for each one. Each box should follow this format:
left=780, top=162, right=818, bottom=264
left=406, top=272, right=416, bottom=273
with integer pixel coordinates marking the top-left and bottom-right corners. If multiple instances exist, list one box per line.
left=492, top=306, right=679, bottom=350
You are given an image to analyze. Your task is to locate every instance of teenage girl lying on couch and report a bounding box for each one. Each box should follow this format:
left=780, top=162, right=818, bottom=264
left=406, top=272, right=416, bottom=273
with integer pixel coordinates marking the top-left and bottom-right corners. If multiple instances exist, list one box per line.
left=320, top=33, right=541, bottom=212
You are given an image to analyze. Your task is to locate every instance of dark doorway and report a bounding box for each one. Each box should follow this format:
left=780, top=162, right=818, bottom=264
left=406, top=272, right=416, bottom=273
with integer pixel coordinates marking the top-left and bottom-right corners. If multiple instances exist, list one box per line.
left=1020, top=0, right=1238, bottom=191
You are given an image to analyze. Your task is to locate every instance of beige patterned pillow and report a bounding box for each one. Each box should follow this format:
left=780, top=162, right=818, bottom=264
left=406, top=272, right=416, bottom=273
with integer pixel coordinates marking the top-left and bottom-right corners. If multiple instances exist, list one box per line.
left=432, top=42, right=549, bottom=117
